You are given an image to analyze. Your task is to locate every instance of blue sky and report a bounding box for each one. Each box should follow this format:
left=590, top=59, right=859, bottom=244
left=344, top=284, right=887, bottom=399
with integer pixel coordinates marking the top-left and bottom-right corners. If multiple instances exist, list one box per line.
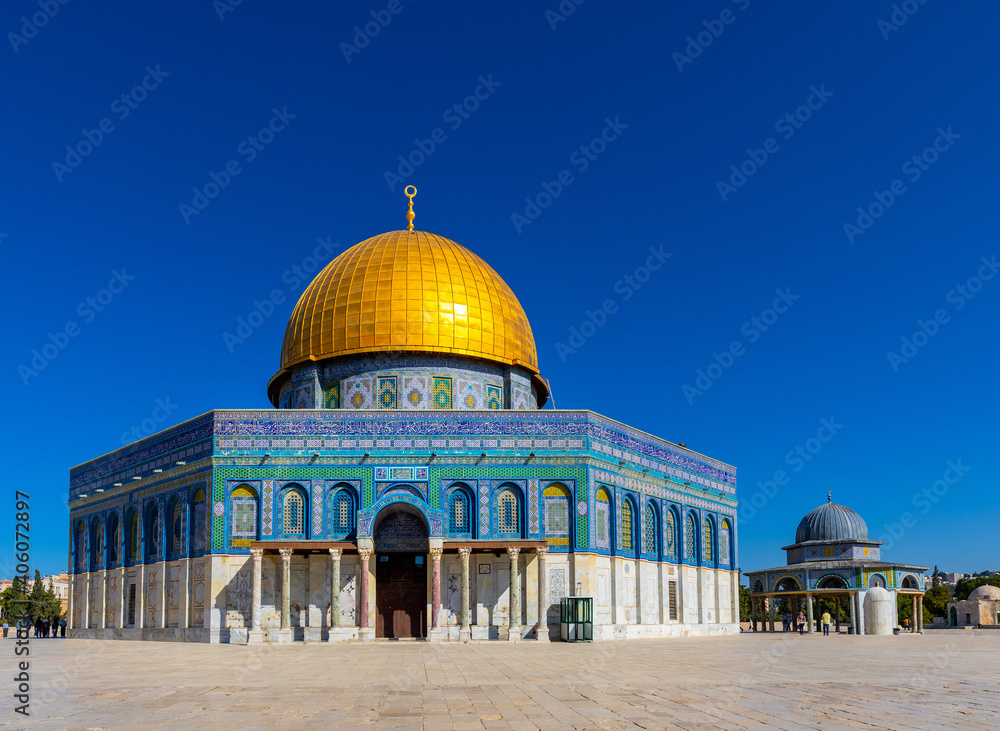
left=3, top=1, right=997, bottom=579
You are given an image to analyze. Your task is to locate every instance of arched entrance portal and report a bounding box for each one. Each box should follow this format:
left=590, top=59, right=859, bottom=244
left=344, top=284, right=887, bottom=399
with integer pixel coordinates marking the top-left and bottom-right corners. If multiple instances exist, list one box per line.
left=373, top=503, right=429, bottom=639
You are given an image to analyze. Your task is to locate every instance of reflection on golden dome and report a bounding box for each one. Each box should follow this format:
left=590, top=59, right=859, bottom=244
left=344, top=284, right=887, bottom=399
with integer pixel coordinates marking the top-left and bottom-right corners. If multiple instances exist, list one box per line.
left=277, top=230, right=540, bottom=376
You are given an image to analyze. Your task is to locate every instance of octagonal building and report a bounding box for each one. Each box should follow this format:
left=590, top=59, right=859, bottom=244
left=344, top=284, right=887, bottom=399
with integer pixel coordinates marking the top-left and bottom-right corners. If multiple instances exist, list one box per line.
left=67, top=211, right=739, bottom=643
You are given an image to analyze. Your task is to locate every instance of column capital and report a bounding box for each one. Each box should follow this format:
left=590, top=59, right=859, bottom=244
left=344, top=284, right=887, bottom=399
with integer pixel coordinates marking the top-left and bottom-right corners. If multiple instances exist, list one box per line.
left=328, top=548, right=343, bottom=559
left=358, top=546, right=372, bottom=561
left=535, top=545, right=549, bottom=557
left=506, top=546, right=521, bottom=560
left=457, top=547, right=472, bottom=561
left=429, top=547, right=443, bottom=561
left=278, top=547, right=293, bottom=561
left=250, top=547, right=264, bottom=561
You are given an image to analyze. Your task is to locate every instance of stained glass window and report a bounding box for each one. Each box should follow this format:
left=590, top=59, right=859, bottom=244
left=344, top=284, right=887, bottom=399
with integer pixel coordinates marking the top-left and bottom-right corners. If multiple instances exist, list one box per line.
left=231, top=486, right=259, bottom=539
left=497, top=490, right=519, bottom=534
left=621, top=500, right=634, bottom=551
left=146, top=505, right=160, bottom=558
left=596, top=489, right=611, bottom=550
left=449, top=491, right=470, bottom=534
left=283, top=491, right=304, bottom=534
left=108, top=515, right=119, bottom=565
left=333, top=490, right=354, bottom=535
left=666, top=510, right=677, bottom=557
left=191, top=489, right=206, bottom=555
left=720, top=520, right=732, bottom=566
left=643, top=504, right=656, bottom=555
left=170, top=500, right=182, bottom=553
left=703, top=518, right=714, bottom=563
left=685, top=514, right=696, bottom=560
left=128, top=512, right=138, bottom=560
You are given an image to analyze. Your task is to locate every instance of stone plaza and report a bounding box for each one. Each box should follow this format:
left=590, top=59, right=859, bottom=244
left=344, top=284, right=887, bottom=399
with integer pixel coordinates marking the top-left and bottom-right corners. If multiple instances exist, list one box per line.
left=18, top=630, right=1000, bottom=729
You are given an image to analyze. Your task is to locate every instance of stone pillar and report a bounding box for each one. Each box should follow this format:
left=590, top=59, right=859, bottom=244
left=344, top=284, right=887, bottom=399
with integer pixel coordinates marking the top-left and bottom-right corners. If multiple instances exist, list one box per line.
left=67, top=576, right=75, bottom=631
left=98, top=570, right=107, bottom=629
left=849, top=591, right=857, bottom=635
left=910, top=596, right=917, bottom=632
left=917, top=596, right=924, bottom=633
left=806, top=593, right=814, bottom=634
left=278, top=547, right=293, bottom=643
left=179, top=559, right=190, bottom=632
left=328, top=548, right=342, bottom=642
left=118, top=567, right=127, bottom=630
left=357, top=546, right=374, bottom=641
left=749, top=596, right=756, bottom=631
left=458, top=547, right=472, bottom=642
left=81, top=573, right=91, bottom=630
left=768, top=598, right=775, bottom=632
left=428, top=547, right=444, bottom=642
left=507, top=546, right=521, bottom=642
left=248, top=548, right=264, bottom=644
left=156, top=560, right=168, bottom=629
left=535, top=546, right=549, bottom=642
left=136, top=564, right=145, bottom=629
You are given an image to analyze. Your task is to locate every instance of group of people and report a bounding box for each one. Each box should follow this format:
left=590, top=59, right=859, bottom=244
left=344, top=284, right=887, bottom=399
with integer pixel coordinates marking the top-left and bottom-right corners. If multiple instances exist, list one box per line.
left=0, top=618, right=66, bottom=638
left=781, top=611, right=835, bottom=635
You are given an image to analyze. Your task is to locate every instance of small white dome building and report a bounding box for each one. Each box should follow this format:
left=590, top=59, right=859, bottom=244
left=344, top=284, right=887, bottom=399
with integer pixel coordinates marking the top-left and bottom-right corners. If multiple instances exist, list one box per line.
left=947, top=583, right=1000, bottom=627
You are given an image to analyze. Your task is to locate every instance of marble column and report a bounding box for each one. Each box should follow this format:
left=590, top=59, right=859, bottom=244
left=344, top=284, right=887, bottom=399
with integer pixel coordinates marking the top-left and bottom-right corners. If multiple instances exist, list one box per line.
left=806, top=593, right=814, bottom=634
left=328, top=548, right=342, bottom=642
left=849, top=591, right=857, bottom=634
left=117, top=567, right=127, bottom=630
left=458, top=547, right=472, bottom=641
left=136, top=564, right=145, bottom=629
left=910, top=596, right=917, bottom=632
left=278, top=547, right=293, bottom=643
left=248, top=548, right=263, bottom=644
left=768, top=598, right=775, bottom=632
left=179, top=559, right=190, bottom=632
left=81, top=574, right=91, bottom=630
left=98, top=570, right=107, bottom=629
left=535, top=546, right=549, bottom=642
left=358, top=546, right=373, bottom=641
left=917, top=596, right=924, bottom=633
left=429, top=547, right=443, bottom=641
left=507, top=546, right=521, bottom=642
left=156, top=560, right=168, bottom=629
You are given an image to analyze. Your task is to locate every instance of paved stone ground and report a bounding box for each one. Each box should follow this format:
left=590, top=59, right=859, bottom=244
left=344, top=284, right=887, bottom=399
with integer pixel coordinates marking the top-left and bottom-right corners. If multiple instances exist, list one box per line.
left=6, top=629, right=999, bottom=730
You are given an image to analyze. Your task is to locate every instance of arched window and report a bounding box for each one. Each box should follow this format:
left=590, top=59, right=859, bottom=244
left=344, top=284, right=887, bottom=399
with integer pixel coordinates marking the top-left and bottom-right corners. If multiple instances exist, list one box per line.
left=107, top=512, right=120, bottom=567
left=282, top=488, right=305, bottom=535
left=74, top=520, right=86, bottom=572
left=230, top=485, right=260, bottom=541
left=665, top=509, right=678, bottom=558
left=168, top=496, right=183, bottom=556
left=330, top=487, right=356, bottom=537
left=497, top=488, right=520, bottom=535
left=145, top=502, right=160, bottom=559
left=703, top=518, right=714, bottom=564
left=685, top=513, right=697, bottom=561
left=448, top=489, right=471, bottom=535
left=90, top=517, right=104, bottom=571
left=190, top=488, right=207, bottom=555
left=719, top=519, right=732, bottom=567
left=621, top=499, right=634, bottom=551
left=543, top=483, right=572, bottom=547
left=643, top=502, right=657, bottom=555
left=126, top=510, right=138, bottom=563
left=595, top=488, right=612, bottom=551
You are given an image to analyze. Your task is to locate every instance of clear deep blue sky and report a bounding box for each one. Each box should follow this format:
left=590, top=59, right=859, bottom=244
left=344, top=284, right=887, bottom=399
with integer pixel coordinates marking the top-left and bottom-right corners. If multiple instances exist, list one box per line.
left=4, top=1, right=997, bottom=579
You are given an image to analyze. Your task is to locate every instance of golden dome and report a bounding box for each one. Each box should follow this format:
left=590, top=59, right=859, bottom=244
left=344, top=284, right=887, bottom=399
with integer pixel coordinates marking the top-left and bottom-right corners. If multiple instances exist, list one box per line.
left=275, top=229, right=540, bottom=382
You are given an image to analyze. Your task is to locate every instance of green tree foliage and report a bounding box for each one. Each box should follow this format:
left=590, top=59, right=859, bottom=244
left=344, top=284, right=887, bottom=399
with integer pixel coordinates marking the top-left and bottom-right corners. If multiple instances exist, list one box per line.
left=954, top=575, right=1000, bottom=601
left=0, top=576, right=29, bottom=621
left=923, top=585, right=952, bottom=618
left=739, top=585, right=750, bottom=622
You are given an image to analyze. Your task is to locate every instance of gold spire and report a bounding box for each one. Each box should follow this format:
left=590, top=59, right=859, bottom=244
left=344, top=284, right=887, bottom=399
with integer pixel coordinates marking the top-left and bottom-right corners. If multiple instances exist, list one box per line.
left=827, top=490, right=832, bottom=503
left=405, top=185, right=417, bottom=231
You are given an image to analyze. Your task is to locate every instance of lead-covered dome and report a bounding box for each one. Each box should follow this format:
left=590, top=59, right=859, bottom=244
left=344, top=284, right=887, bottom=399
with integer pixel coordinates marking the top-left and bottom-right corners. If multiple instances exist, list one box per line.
left=795, top=499, right=869, bottom=543
left=969, top=585, right=1000, bottom=601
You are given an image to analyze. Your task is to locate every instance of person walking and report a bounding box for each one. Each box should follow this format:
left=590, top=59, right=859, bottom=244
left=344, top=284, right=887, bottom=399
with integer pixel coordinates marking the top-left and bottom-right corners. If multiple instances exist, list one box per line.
left=821, top=610, right=832, bottom=636
left=2, top=621, right=8, bottom=638
left=60, top=618, right=67, bottom=637
left=797, top=610, right=806, bottom=635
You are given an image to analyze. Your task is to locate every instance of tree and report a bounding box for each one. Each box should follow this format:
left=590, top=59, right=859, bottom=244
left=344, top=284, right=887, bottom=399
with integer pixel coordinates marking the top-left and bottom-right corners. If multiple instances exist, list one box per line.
left=954, top=575, right=1000, bottom=601
left=28, top=570, right=48, bottom=623
left=932, top=565, right=941, bottom=588
left=739, top=585, right=751, bottom=622
left=923, top=585, right=952, bottom=619
left=0, top=577, right=28, bottom=622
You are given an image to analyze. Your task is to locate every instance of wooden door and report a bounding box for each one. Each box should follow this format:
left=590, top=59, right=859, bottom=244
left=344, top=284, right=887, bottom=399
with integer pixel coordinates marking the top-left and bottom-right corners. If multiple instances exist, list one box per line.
left=376, top=553, right=426, bottom=638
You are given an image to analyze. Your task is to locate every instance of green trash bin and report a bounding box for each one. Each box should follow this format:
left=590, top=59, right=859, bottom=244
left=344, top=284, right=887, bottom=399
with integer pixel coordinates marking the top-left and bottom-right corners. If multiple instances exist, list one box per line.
left=560, top=596, right=593, bottom=642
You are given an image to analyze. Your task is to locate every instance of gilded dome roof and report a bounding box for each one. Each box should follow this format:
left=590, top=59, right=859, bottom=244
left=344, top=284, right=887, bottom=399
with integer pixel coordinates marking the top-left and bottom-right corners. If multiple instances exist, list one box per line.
left=794, top=500, right=869, bottom=544
left=277, top=229, right=540, bottom=376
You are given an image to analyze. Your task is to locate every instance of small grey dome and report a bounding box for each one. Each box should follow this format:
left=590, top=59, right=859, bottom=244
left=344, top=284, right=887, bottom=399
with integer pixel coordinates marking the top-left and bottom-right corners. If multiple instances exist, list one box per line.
left=969, top=585, right=1000, bottom=601
left=795, top=498, right=869, bottom=543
